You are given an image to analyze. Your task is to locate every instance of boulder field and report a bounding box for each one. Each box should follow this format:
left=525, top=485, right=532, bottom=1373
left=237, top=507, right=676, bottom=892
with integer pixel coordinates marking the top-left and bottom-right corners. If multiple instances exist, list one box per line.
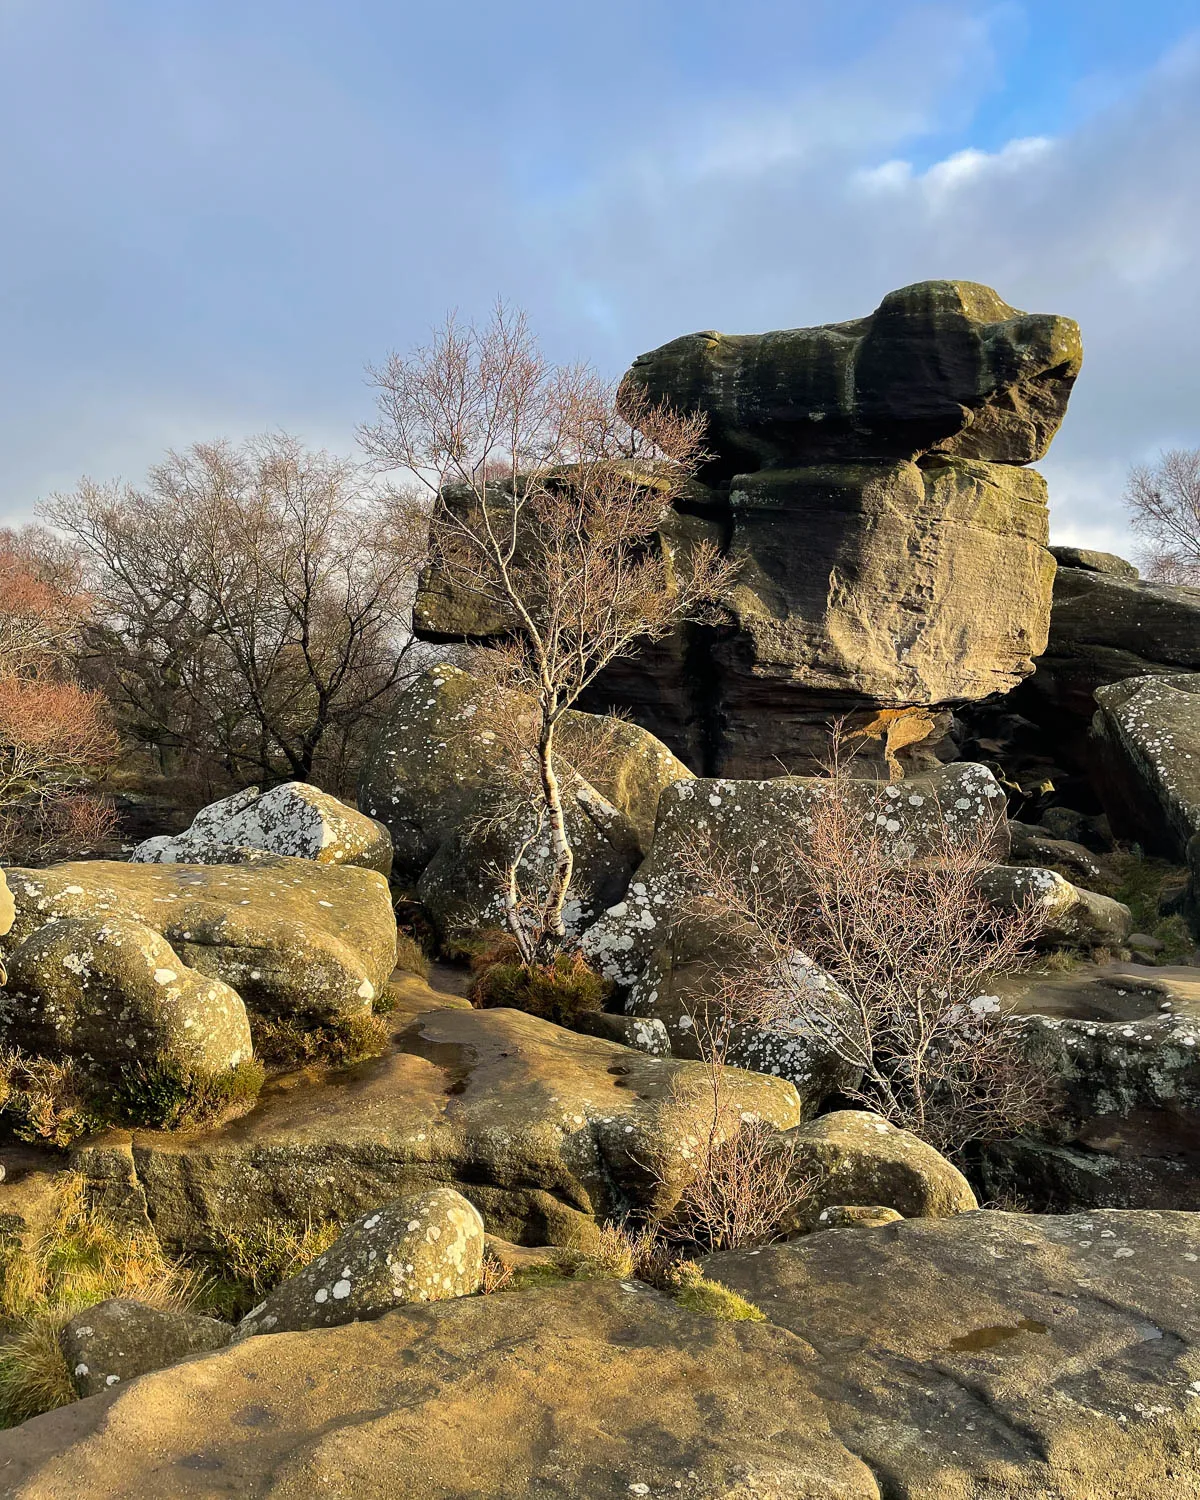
left=2, top=1209, right=1198, bottom=1499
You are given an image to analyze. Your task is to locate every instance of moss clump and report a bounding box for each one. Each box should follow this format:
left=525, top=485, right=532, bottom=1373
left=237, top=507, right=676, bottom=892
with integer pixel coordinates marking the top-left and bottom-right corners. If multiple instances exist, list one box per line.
left=197, top=1216, right=340, bottom=1320
left=394, top=931, right=431, bottom=981
left=0, top=1174, right=200, bottom=1427
left=469, top=949, right=612, bottom=1027
left=665, top=1261, right=766, bottom=1322
left=0, top=1050, right=102, bottom=1149
left=109, top=1057, right=266, bottom=1132
left=249, top=1009, right=391, bottom=1070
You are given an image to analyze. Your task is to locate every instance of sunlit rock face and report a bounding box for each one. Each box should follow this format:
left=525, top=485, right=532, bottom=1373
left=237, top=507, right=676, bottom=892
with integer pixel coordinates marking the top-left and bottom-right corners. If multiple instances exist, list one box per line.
left=415, top=281, right=1081, bottom=775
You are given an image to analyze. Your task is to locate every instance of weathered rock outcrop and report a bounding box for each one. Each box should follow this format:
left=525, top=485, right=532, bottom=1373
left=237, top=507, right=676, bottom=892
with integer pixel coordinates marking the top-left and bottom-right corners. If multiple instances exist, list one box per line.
left=981, top=963, right=1200, bottom=1210
left=358, top=665, right=691, bottom=937
left=1015, top=555, right=1200, bottom=764
left=132, top=782, right=393, bottom=878
left=71, top=974, right=803, bottom=1250
left=1, top=858, right=397, bottom=1023
left=783, top=1109, right=977, bottom=1228
left=2, top=916, right=253, bottom=1098
left=6, top=1209, right=1198, bottom=1499
left=415, top=282, right=1079, bottom=775
left=235, top=1188, right=484, bottom=1338
left=1091, top=672, right=1200, bottom=860
left=583, top=762, right=1009, bottom=1095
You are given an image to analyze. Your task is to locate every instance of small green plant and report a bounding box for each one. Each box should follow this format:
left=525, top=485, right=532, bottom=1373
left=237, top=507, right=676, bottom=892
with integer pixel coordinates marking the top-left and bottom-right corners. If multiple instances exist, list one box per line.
left=0, top=1049, right=102, bottom=1149
left=198, top=1216, right=341, bottom=1320
left=249, top=1009, right=391, bottom=1070
left=664, top=1260, right=766, bottom=1323
left=469, top=946, right=612, bottom=1026
left=108, top=1057, right=265, bottom=1132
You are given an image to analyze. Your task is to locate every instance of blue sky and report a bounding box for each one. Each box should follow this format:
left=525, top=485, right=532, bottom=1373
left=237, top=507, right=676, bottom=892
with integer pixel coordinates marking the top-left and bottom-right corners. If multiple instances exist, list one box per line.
left=1, top=1, right=1198, bottom=553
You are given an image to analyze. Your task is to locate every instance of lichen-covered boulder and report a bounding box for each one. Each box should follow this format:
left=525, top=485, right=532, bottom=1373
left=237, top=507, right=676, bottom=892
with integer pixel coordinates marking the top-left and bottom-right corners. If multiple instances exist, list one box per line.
left=1092, top=672, right=1200, bottom=860
left=582, top=762, right=1010, bottom=1103
left=61, top=1299, right=231, bottom=1398
left=1, top=858, right=396, bottom=1022
left=2, top=916, right=253, bottom=1094
left=980, top=962, right=1200, bottom=1210
left=783, top=1110, right=977, bottom=1229
left=358, top=665, right=691, bottom=887
left=236, top=1188, right=484, bottom=1340
left=979, top=865, right=1133, bottom=948
left=132, top=782, right=393, bottom=878
left=1021, top=562, right=1200, bottom=759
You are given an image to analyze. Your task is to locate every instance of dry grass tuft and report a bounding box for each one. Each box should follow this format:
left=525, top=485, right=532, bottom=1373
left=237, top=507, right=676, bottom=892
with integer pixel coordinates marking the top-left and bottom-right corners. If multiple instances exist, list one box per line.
left=0, top=1174, right=201, bottom=1427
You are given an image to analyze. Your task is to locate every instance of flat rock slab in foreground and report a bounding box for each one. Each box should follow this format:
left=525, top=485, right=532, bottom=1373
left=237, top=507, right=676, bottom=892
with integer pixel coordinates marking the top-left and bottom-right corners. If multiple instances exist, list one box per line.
left=3, top=1210, right=1198, bottom=1499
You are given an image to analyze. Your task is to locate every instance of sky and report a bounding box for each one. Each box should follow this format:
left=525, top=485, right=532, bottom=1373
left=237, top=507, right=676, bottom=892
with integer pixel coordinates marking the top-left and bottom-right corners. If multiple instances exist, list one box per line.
left=1, top=0, right=1198, bottom=554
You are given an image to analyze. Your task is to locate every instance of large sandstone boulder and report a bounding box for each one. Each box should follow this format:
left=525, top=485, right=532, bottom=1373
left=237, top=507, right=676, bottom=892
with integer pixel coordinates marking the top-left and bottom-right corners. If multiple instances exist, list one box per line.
left=625, top=280, right=1082, bottom=473
left=236, top=1188, right=484, bottom=1338
left=1091, top=672, right=1200, bottom=860
left=980, top=962, right=1200, bottom=1210
left=71, top=973, right=803, bottom=1251
left=416, top=283, right=1078, bottom=777
left=357, top=665, right=691, bottom=938
left=61, top=1300, right=231, bottom=1399
left=132, top=782, right=393, bottom=878
left=1, top=858, right=397, bottom=1022
left=717, top=455, right=1054, bottom=707
left=2, top=916, right=253, bottom=1099
left=583, top=763, right=1008, bottom=1071
left=783, top=1109, right=977, bottom=1228
left=6, top=1210, right=1199, bottom=1498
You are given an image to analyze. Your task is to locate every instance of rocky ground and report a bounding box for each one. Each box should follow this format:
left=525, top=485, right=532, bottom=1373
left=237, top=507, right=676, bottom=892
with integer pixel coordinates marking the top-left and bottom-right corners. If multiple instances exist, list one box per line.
left=2, top=280, right=1199, bottom=1496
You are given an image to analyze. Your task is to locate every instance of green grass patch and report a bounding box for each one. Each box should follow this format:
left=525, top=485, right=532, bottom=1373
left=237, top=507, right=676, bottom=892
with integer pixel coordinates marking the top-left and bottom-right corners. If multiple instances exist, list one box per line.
left=469, top=950, right=612, bottom=1027
left=109, top=1057, right=265, bottom=1132
left=665, top=1261, right=766, bottom=1322
left=196, top=1216, right=341, bottom=1321
left=249, top=1009, right=391, bottom=1070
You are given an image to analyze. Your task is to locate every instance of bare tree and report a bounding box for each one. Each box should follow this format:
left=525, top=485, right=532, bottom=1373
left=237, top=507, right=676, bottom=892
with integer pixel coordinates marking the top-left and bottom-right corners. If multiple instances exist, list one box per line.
left=1125, top=449, right=1200, bottom=584
left=362, top=306, right=734, bottom=961
left=678, top=736, right=1054, bottom=1155
left=45, top=435, right=426, bottom=793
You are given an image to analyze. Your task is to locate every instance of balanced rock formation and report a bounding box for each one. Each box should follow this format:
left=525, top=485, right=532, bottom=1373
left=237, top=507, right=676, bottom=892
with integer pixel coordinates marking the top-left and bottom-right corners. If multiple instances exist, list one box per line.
left=416, top=282, right=1081, bottom=775
left=132, top=781, right=393, bottom=878
left=7, top=1210, right=1199, bottom=1499
left=1, top=857, right=397, bottom=1023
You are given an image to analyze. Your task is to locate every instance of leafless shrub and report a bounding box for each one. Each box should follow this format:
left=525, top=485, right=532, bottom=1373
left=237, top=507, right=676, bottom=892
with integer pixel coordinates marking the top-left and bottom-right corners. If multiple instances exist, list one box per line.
left=362, top=305, right=736, bottom=960
left=678, top=732, right=1055, bottom=1156
left=1125, top=448, right=1200, bottom=584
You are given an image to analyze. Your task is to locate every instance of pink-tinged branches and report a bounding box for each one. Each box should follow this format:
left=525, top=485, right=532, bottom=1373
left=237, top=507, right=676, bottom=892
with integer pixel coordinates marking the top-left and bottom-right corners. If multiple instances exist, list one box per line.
left=1126, top=449, right=1200, bottom=584
left=364, top=305, right=735, bottom=960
